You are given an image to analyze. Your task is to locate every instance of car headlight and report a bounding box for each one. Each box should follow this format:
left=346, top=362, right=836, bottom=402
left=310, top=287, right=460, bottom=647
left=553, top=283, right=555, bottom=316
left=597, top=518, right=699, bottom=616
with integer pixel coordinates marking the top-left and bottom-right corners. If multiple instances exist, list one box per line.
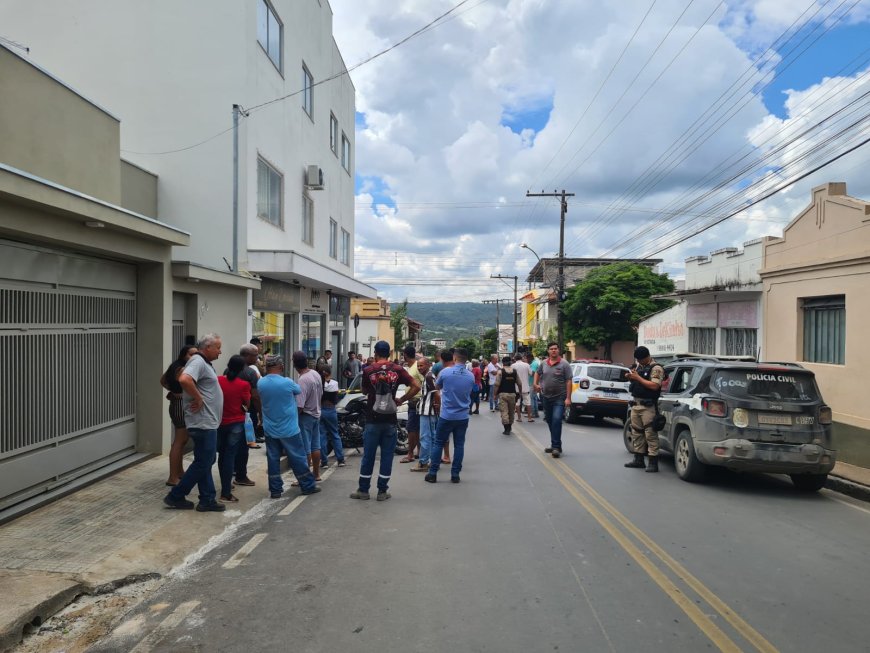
left=732, top=408, right=749, bottom=429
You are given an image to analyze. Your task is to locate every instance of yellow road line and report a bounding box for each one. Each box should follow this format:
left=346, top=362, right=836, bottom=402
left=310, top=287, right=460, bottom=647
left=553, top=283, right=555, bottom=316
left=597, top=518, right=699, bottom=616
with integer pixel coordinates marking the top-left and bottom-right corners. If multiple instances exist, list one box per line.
left=513, top=428, right=779, bottom=653
left=556, top=461, right=779, bottom=653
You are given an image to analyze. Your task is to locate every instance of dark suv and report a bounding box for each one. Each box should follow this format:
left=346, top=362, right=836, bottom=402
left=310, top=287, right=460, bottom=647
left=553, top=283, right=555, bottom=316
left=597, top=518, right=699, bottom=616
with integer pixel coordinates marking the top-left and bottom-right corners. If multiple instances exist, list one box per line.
left=623, top=356, right=836, bottom=491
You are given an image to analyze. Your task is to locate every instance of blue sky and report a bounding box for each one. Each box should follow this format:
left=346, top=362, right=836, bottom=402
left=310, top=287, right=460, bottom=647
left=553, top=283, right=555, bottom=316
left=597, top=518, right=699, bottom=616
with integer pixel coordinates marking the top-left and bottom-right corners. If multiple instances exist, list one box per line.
left=762, top=21, right=870, bottom=118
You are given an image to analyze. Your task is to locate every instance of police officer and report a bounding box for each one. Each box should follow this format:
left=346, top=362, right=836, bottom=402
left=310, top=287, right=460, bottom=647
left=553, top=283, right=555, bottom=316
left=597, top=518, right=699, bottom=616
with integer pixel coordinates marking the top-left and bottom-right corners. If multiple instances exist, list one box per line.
left=624, top=346, right=665, bottom=473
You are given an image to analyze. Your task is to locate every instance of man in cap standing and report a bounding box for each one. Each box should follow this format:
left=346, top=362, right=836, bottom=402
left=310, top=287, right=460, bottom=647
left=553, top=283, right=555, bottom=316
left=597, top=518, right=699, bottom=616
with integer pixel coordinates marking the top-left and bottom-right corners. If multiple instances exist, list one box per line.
left=350, top=341, right=419, bottom=501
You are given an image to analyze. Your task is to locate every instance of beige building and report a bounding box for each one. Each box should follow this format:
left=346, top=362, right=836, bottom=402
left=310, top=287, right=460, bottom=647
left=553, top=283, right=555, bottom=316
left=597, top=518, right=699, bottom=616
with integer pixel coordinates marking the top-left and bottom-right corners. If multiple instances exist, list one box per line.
left=350, top=298, right=394, bottom=359
left=761, top=182, right=870, bottom=468
left=0, top=43, right=257, bottom=518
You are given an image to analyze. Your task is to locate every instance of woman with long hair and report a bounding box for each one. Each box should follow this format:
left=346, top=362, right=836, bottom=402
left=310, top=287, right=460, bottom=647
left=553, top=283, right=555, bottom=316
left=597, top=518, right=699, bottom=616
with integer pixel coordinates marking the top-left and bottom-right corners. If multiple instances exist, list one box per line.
left=216, top=355, right=251, bottom=502
left=161, top=345, right=197, bottom=486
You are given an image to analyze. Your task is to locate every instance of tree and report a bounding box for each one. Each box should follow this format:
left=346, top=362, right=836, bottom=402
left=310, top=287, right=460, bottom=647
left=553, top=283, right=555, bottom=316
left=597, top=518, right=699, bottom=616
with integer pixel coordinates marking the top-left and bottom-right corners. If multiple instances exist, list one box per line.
left=422, top=342, right=438, bottom=358
left=532, top=328, right=556, bottom=357
left=481, top=328, right=498, bottom=358
left=452, top=337, right=480, bottom=360
left=390, top=299, right=407, bottom=348
left=561, top=262, right=674, bottom=360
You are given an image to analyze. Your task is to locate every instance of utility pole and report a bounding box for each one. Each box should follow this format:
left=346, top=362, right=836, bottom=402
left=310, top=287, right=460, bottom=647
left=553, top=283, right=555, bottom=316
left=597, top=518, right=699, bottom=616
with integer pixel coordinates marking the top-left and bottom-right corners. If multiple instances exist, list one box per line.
left=482, top=298, right=513, bottom=354
left=525, top=189, right=575, bottom=354
left=491, top=275, right=518, bottom=355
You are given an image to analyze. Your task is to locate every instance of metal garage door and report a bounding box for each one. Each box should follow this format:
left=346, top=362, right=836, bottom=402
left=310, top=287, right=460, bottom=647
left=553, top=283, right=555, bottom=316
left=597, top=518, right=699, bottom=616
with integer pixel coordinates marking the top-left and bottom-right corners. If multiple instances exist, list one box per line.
left=0, top=240, right=137, bottom=512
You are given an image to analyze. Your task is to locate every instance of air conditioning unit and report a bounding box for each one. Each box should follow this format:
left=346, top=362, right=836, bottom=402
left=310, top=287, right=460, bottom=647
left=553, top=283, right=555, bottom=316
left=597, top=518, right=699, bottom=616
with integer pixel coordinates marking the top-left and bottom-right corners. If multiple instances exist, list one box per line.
left=306, top=165, right=324, bottom=190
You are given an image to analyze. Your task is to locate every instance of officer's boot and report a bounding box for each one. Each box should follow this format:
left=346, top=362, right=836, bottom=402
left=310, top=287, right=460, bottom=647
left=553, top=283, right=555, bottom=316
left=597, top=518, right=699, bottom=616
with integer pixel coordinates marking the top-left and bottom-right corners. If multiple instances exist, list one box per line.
left=503, top=424, right=511, bottom=435
left=645, top=456, right=659, bottom=473
left=624, top=453, right=645, bottom=469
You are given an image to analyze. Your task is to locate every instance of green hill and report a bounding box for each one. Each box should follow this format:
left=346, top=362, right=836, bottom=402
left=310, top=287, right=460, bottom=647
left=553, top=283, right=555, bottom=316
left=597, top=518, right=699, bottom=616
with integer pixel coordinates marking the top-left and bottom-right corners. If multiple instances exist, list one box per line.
left=391, top=302, right=500, bottom=345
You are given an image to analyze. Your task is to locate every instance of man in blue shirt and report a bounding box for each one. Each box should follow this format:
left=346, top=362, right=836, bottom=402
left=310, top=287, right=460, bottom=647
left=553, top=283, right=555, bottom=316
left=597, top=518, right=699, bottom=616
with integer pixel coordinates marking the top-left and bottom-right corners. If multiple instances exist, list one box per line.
left=257, top=356, right=320, bottom=499
left=425, top=347, right=475, bottom=484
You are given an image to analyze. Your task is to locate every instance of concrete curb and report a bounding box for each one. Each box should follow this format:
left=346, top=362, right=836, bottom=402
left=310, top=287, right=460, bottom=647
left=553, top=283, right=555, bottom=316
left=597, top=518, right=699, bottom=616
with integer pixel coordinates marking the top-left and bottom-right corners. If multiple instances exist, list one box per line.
left=0, top=577, right=83, bottom=653
left=826, top=474, right=870, bottom=503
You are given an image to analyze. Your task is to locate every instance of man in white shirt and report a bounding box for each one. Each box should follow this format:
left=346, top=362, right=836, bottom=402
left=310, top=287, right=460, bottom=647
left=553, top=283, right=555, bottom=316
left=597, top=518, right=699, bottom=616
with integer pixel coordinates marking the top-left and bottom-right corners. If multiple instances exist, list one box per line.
left=511, top=353, right=533, bottom=423
left=485, top=354, right=501, bottom=412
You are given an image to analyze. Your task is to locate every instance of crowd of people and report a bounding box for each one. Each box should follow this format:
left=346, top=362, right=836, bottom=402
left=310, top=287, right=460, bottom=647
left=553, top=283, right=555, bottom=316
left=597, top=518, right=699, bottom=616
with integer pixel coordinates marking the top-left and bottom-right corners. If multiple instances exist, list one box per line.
left=160, top=332, right=574, bottom=511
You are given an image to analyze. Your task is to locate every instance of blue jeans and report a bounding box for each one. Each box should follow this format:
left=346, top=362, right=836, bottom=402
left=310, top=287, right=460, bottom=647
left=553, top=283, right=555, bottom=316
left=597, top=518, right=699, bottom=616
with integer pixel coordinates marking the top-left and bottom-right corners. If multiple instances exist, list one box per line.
left=357, top=421, right=398, bottom=492
left=319, top=407, right=344, bottom=463
left=169, top=428, right=218, bottom=506
left=542, top=397, right=566, bottom=450
left=299, top=413, right=320, bottom=456
left=217, top=422, right=244, bottom=498
left=489, top=387, right=496, bottom=411
left=266, top=435, right=316, bottom=495
left=530, top=389, right=539, bottom=415
left=419, top=413, right=438, bottom=465
left=428, top=418, right=468, bottom=478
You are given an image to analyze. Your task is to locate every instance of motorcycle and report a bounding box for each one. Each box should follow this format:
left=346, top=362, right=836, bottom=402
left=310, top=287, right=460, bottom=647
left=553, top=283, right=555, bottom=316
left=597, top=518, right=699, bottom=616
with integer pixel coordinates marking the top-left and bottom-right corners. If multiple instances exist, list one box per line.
left=337, top=395, right=409, bottom=455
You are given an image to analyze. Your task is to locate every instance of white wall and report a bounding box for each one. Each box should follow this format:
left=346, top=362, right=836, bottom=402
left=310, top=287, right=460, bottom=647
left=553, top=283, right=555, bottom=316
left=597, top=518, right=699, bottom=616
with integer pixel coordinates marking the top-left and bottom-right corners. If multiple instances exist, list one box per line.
left=684, top=238, right=770, bottom=291
left=0, top=0, right=356, bottom=278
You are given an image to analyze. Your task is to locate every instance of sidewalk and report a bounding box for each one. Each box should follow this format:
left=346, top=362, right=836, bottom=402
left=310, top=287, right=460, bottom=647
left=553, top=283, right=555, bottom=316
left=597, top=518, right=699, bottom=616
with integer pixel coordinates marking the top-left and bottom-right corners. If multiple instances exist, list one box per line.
left=828, top=461, right=870, bottom=502
left=0, top=446, right=289, bottom=652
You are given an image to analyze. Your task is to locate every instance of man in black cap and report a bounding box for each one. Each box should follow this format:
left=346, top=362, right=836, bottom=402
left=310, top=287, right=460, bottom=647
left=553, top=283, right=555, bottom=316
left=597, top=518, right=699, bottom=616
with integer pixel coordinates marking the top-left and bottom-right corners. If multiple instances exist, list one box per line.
left=349, top=340, right=419, bottom=502
left=624, top=346, right=665, bottom=473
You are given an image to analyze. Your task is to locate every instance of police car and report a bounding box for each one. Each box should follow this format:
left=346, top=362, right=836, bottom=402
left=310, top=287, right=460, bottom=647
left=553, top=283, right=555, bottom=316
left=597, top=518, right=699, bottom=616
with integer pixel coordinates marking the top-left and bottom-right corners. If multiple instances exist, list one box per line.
left=567, top=360, right=632, bottom=423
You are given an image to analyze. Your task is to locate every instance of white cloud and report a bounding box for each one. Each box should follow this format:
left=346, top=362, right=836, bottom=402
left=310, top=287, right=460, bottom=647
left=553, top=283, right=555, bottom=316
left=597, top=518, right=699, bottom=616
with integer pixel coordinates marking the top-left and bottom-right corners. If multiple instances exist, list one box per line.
left=332, top=0, right=870, bottom=301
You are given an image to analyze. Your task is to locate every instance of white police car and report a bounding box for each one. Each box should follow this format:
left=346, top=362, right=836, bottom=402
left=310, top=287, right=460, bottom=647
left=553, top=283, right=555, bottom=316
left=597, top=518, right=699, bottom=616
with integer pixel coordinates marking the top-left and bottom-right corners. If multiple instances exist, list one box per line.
left=567, top=360, right=631, bottom=423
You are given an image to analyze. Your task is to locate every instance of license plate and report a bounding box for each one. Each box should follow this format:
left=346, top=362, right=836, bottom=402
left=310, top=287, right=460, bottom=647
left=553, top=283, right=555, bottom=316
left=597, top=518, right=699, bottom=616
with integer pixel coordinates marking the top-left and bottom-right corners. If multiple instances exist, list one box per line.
left=795, top=416, right=815, bottom=425
left=758, top=414, right=792, bottom=426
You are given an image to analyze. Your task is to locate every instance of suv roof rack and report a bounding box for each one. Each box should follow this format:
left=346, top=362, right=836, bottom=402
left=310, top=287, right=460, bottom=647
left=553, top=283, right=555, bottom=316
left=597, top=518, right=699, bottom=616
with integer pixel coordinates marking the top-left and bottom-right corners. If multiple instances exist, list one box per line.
left=672, top=353, right=758, bottom=362
left=571, top=359, right=613, bottom=364
left=757, top=361, right=807, bottom=369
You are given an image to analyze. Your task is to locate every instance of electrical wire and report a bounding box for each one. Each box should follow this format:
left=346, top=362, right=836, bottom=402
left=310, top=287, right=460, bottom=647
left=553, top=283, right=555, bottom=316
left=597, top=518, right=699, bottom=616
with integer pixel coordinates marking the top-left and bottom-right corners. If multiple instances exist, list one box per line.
left=121, top=0, right=482, bottom=156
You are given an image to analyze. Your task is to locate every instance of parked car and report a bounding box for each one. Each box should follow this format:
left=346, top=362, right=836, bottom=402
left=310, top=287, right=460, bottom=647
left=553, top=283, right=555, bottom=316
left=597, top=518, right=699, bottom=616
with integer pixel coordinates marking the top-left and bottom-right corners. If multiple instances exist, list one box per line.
left=567, top=361, right=631, bottom=423
left=622, top=356, right=835, bottom=491
left=336, top=372, right=409, bottom=455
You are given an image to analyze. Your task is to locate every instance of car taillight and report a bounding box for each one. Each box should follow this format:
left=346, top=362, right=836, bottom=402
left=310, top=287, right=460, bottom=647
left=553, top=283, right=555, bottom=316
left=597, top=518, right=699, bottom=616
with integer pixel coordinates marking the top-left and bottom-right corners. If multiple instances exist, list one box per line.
left=819, top=405, right=832, bottom=425
left=579, top=379, right=590, bottom=390
left=703, top=398, right=727, bottom=417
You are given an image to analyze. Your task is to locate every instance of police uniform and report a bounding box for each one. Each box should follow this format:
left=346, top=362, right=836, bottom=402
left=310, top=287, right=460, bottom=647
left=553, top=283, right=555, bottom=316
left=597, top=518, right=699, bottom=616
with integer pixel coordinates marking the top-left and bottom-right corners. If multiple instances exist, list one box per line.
left=627, top=360, right=664, bottom=467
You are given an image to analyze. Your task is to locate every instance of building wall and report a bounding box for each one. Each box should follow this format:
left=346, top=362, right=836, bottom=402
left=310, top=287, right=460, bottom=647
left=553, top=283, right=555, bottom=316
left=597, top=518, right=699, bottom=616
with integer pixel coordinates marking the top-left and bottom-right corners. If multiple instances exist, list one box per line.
left=0, top=0, right=356, bottom=277
left=0, top=46, right=121, bottom=203
left=638, top=302, right=689, bottom=359
left=120, top=160, right=158, bottom=217
left=685, top=239, right=770, bottom=290
left=762, top=183, right=870, bottom=467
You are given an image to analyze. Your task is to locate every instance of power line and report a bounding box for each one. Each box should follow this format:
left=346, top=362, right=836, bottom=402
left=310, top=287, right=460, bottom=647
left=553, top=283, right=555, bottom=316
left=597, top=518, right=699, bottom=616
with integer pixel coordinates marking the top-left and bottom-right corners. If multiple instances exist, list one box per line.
left=121, top=0, right=481, bottom=156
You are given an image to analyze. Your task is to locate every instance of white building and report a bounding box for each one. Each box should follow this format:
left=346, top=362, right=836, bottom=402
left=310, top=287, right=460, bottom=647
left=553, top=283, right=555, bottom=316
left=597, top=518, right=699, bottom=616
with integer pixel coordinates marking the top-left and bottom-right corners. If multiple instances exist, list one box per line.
left=654, top=238, right=772, bottom=359
left=1, top=0, right=375, bottom=376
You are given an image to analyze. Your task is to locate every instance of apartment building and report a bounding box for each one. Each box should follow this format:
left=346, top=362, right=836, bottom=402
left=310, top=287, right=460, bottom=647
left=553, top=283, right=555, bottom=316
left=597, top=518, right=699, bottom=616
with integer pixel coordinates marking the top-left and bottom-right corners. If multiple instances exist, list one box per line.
left=1, top=0, right=375, bottom=380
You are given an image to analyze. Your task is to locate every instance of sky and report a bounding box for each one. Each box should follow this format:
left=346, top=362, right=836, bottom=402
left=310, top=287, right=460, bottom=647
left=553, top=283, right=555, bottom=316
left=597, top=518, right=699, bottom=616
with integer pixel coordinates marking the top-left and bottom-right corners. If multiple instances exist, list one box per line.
left=330, top=0, right=870, bottom=302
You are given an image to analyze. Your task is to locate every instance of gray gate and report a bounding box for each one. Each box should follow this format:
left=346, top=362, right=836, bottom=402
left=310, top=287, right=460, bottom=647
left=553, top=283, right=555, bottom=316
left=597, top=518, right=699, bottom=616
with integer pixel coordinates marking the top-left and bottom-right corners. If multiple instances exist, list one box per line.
left=0, top=240, right=137, bottom=512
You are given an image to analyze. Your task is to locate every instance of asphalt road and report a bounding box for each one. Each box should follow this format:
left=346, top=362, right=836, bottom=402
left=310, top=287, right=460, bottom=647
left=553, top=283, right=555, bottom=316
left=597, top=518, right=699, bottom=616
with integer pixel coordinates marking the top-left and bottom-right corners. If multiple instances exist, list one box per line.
left=91, top=409, right=870, bottom=653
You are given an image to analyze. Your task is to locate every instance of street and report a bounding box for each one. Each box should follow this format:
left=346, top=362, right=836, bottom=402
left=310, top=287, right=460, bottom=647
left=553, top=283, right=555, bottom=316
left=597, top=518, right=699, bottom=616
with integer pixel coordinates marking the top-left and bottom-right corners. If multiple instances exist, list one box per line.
left=88, top=410, right=870, bottom=653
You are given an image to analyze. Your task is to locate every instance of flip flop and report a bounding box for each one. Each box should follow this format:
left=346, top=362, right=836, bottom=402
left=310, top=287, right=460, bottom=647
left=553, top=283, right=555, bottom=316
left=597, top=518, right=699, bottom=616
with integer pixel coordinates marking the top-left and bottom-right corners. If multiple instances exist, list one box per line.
left=441, top=457, right=451, bottom=464
left=527, top=419, right=535, bottom=422
left=399, top=457, right=414, bottom=463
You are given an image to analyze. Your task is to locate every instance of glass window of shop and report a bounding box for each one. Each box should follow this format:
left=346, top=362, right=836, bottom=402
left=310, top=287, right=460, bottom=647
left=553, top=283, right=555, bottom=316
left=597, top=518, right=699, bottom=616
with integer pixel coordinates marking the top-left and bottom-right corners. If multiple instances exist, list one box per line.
left=252, top=311, right=287, bottom=359
left=302, top=314, right=324, bottom=361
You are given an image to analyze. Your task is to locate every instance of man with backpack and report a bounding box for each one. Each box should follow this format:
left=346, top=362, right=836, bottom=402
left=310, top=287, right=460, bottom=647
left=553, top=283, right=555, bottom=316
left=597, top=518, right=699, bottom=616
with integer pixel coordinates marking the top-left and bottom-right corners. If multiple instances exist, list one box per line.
left=624, top=346, right=666, bottom=473
left=493, top=356, right=520, bottom=435
left=350, top=341, right=420, bottom=502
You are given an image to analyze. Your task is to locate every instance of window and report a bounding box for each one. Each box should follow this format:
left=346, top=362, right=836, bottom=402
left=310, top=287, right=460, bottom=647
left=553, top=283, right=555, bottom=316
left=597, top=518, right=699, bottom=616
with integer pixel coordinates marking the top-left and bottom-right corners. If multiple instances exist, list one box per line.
left=302, top=195, right=314, bottom=245
left=257, top=0, right=282, bottom=72
left=302, top=314, right=323, bottom=360
left=329, top=218, right=338, bottom=259
left=340, top=228, right=350, bottom=265
left=689, top=327, right=715, bottom=355
left=803, top=296, right=845, bottom=364
left=723, top=328, right=757, bottom=357
left=257, top=157, right=283, bottom=227
left=330, top=114, right=338, bottom=155
left=302, top=64, right=313, bottom=117
left=341, top=132, right=351, bottom=172
left=668, top=367, right=699, bottom=394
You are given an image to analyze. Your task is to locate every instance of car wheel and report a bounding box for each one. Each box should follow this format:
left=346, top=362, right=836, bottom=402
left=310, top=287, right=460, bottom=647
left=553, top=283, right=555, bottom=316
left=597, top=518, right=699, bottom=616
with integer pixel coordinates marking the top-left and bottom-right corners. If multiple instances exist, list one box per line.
left=674, top=430, right=707, bottom=482
left=566, top=405, right=580, bottom=424
left=622, top=420, right=633, bottom=453
left=790, top=473, right=827, bottom=492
